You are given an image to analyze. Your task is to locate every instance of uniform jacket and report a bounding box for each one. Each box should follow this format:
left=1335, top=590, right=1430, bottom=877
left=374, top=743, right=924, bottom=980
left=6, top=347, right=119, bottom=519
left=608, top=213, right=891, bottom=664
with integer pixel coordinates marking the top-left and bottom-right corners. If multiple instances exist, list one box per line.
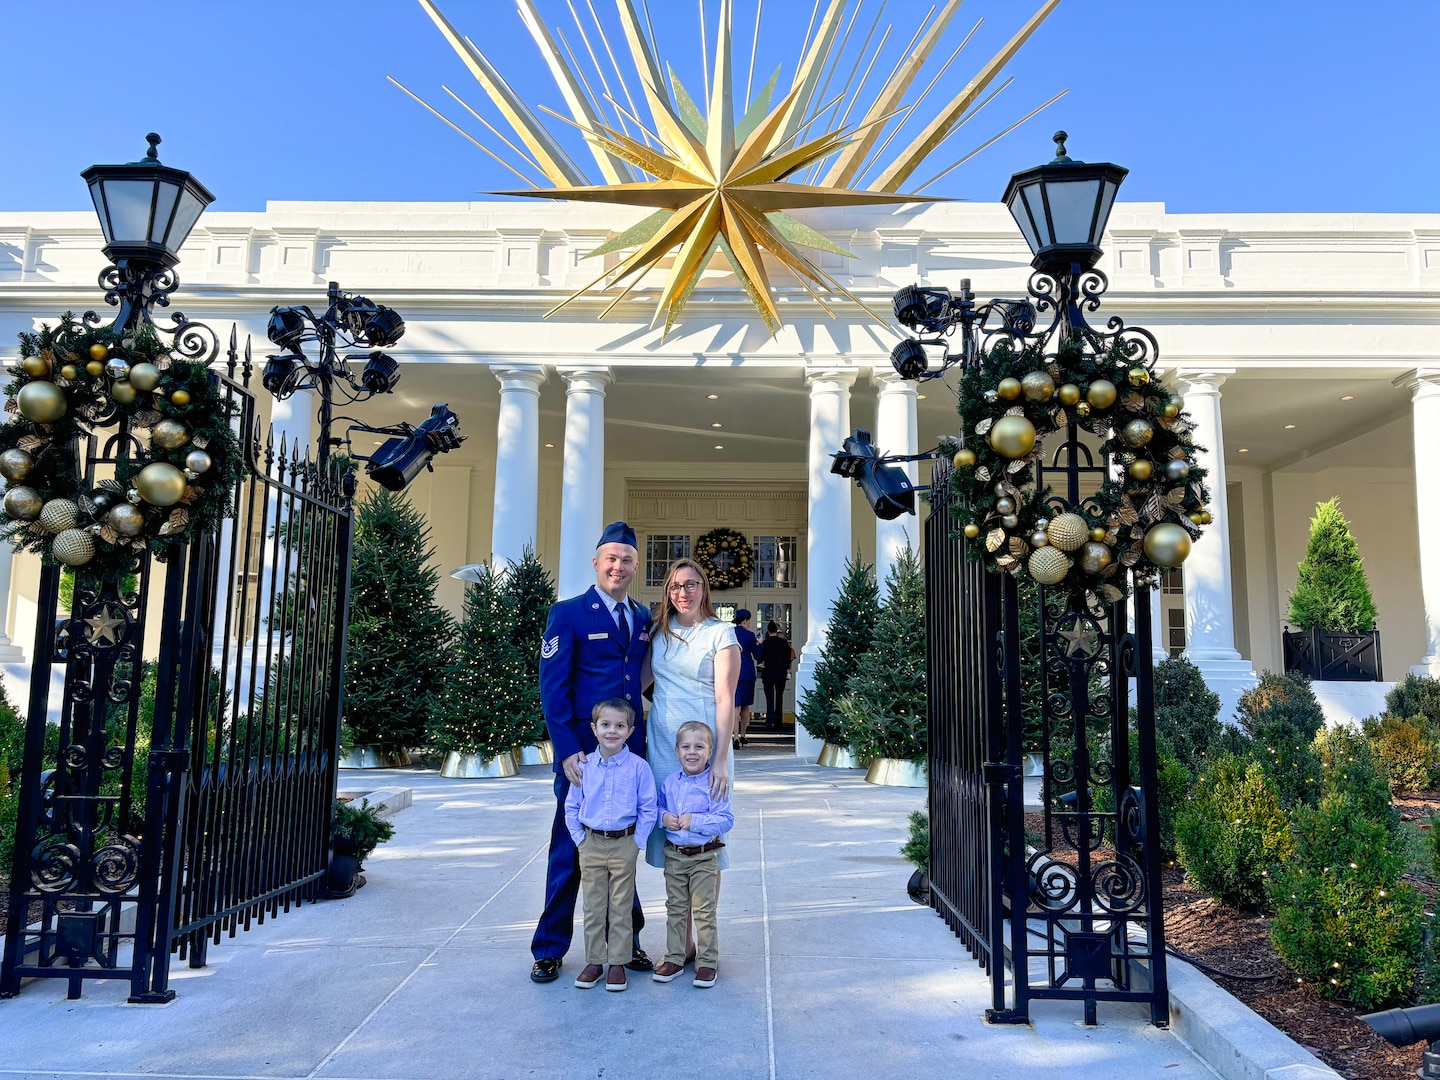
left=539, top=585, right=652, bottom=771
left=734, top=624, right=760, bottom=682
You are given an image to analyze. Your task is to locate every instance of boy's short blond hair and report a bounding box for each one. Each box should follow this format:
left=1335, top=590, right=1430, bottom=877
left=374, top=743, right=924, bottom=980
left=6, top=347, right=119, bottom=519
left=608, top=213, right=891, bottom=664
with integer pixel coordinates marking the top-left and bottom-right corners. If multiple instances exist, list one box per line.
left=592, top=698, right=635, bottom=728
left=674, top=720, right=714, bottom=749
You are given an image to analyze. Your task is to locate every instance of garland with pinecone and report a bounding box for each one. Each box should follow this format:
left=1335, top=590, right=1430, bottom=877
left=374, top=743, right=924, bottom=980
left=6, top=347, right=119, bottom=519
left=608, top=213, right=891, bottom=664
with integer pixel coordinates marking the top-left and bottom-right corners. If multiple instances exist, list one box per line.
left=693, top=527, right=752, bottom=591
left=947, top=337, right=1212, bottom=600
left=2, top=317, right=243, bottom=581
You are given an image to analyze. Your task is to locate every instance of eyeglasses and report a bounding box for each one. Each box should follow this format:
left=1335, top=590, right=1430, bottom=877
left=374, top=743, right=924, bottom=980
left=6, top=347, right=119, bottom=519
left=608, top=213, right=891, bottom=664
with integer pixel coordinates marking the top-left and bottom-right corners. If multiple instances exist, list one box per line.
left=668, top=581, right=703, bottom=595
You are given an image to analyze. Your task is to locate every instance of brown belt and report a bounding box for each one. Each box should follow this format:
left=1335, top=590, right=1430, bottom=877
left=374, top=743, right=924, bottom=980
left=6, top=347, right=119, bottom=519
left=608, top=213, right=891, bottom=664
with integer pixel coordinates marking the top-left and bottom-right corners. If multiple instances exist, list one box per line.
left=585, top=824, right=636, bottom=839
left=667, top=838, right=725, bottom=857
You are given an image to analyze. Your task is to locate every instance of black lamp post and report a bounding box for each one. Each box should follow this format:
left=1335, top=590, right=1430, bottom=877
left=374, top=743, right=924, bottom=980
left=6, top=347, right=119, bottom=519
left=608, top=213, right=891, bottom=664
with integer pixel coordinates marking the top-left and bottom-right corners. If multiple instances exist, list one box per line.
left=81, top=133, right=215, bottom=332
left=1002, top=131, right=1127, bottom=276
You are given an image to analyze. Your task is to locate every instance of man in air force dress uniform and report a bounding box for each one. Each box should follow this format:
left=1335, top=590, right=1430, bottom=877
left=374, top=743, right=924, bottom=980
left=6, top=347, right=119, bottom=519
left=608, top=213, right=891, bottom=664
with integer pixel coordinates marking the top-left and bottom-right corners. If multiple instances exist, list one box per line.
left=530, top=522, right=653, bottom=982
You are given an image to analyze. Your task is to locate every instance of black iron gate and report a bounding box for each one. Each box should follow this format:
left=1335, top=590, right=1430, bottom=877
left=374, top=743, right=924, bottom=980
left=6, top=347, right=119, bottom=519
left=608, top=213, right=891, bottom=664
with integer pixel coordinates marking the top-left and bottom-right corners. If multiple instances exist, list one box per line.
left=2, top=326, right=353, bottom=1002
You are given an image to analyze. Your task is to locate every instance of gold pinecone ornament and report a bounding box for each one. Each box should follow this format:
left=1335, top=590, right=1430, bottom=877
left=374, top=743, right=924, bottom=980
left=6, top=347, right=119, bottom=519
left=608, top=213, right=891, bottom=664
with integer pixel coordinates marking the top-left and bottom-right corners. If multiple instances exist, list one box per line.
left=1046, top=513, right=1089, bottom=552
left=38, top=499, right=79, bottom=533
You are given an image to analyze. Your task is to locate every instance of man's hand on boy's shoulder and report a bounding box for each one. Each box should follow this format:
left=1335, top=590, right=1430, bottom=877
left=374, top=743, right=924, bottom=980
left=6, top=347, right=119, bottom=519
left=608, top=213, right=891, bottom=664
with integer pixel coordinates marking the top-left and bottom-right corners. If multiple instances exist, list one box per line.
left=563, top=751, right=585, bottom=785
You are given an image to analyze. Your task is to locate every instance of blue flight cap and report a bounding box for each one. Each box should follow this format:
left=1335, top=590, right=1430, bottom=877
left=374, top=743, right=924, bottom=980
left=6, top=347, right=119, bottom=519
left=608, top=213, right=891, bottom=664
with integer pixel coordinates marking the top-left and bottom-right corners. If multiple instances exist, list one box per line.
left=734, top=609, right=752, bottom=624
left=597, top=521, right=638, bottom=549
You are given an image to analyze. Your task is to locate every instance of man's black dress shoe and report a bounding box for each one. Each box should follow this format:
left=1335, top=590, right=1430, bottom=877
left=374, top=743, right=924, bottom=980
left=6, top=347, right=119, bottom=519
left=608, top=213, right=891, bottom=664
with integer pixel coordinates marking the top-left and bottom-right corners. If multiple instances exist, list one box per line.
left=530, top=957, right=561, bottom=983
left=626, top=946, right=654, bottom=972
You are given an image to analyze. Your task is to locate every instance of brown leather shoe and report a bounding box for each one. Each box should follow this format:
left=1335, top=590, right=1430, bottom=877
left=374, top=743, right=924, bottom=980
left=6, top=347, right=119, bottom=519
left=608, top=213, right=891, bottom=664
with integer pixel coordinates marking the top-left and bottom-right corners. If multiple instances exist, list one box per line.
left=651, top=961, right=684, bottom=983
left=693, top=966, right=717, bottom=988
left=606, top=965, right=627, bottom=992
left=574, top=964, right=604, bottom=989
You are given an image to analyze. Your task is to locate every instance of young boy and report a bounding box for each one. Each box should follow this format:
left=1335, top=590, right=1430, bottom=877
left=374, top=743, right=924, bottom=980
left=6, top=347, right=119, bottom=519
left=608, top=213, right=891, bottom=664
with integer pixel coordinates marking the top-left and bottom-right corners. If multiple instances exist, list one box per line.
left=564, top=699, right=657, bottom=992
left=651, top=721, right=734, bottom=989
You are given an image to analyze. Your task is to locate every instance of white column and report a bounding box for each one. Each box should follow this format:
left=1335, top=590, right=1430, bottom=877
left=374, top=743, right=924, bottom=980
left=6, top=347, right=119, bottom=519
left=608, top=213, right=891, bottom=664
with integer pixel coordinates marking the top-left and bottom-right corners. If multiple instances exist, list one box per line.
left=490, top=366, right=547, bottom=568
left=0, top=543, right=24, bottom=663
left=557, top=367, right=611, bottom=600
left=794, top=368, right=857, bottom=760
left=1401, top=369, right=1440, bottom=675
left=872, top=369, right=919, bottom=589
left=1177, top=370, right=1255, bottom=721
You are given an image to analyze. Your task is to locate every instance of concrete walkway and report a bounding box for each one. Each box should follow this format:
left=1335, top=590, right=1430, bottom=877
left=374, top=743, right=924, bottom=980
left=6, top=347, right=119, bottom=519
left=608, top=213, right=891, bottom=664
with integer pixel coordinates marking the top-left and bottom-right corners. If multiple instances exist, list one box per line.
left=0, top=753, right=1216, bottom=1080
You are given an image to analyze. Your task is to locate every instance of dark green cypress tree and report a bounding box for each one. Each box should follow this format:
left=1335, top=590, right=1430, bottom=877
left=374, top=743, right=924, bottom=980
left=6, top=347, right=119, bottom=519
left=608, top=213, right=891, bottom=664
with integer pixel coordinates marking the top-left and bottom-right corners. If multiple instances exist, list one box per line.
left=798, top=553, right=879, bottom=744
left=344, top=487, right=455, bottom=753
left=837, top=546, right=927, bottom=763
left=428, top=563, right=532, bottom=758
left=503, top=546, right=556, bottom=746
left=1287, top=498, right=1378, bottom=633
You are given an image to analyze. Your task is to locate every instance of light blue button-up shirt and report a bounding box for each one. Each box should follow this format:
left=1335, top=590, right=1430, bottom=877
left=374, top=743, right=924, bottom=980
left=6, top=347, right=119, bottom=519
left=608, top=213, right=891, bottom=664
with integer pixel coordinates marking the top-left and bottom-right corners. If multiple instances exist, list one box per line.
left=658, top=767, right=734, bottom=848
left=564, top=746, right=657, bottom=851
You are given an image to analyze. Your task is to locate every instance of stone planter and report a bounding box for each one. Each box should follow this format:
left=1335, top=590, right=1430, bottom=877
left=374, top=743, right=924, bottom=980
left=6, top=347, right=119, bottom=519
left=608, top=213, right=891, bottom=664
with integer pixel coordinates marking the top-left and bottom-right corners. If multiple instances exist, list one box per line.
left=440, top=751, right=519, bottom=779
left=514, top=741, right=555, bottom=767
left=339, top=746, right=411, bottom=769
left=817, top=742, right=864, bottom=769
left=864, top=757, right=927, bottom=788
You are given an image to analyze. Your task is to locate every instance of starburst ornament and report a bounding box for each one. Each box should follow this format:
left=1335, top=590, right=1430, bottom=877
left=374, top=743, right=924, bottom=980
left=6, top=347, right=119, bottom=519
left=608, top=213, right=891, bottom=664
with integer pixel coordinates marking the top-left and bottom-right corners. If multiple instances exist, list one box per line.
left=404, top=0, right=1063, bottom=336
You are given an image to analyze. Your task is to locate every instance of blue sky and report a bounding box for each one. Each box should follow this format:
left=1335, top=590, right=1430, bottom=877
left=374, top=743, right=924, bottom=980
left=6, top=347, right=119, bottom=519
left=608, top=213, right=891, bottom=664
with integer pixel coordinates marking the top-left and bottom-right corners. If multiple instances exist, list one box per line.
left=0, top=0, right=1434, bottom=215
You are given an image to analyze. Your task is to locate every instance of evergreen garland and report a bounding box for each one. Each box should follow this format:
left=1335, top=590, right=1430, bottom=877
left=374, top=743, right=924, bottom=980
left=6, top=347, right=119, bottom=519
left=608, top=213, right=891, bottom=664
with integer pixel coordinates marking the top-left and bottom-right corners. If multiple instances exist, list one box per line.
left=343, top=487, right=455, bottom=753
left=1287, top=497, right=1378, bottom=633
left=503, top=546, right=556, bottom=747
left=428, top=563, right=532, bottom=758
left=837, top=546, right=927, bottom=763
left=797, top=553, right=879, bottom=744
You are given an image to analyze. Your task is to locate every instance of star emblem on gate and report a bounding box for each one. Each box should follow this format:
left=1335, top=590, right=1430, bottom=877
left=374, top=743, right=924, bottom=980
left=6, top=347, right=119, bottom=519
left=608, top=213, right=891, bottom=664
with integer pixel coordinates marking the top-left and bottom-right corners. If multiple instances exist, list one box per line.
left=1056, top=616, right=1099, bottom=660
left=84, top=606, right=125, bottom=647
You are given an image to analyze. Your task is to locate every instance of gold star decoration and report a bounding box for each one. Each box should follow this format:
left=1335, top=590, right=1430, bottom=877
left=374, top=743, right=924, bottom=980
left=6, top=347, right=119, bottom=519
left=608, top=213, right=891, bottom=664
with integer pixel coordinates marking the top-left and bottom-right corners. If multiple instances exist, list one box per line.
left=401, top=0, right=1064, bottom=336
left=1056, top=617, right=1099, bottom=659
left=84, top=606, right=125, bottom=647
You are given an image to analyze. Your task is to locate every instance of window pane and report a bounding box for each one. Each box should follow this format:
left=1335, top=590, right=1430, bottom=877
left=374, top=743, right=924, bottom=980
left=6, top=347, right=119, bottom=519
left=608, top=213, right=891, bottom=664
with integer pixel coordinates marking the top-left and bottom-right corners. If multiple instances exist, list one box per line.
left=646, top=534, right=690, bottom=587
left=751, top=535, right=797, bottom=589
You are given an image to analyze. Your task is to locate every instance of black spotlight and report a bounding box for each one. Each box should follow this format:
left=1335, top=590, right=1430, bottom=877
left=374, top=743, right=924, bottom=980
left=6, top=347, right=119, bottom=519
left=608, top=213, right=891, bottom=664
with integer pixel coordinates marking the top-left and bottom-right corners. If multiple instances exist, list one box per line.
left=360, top=351, right=401, bottom=393
left=266, top=307, right=308, bottom=351
left=1363, top=1004, right=1440, bottom=1078
left=261, top=354, right=300, bottom=396
left=366, top=404, right=466, bottom=492
left=362, top=305, right=405, bottom=347
left=890, top=338, right=931, bottom=380
left=892, top=284, right=953, bottom=333
left=830, top=430, right=916, bottom=520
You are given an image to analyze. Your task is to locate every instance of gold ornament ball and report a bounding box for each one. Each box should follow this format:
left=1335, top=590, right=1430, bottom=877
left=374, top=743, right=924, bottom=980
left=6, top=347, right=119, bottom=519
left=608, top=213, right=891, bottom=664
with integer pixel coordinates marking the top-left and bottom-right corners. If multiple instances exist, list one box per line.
left=171, top=389, right=191, bottom=406
left=1057, top=383, right=1081, bottom=407
left=1121, top=419, right=1154, bottom=448
left=1127, top=367, right=1151, bottom=387
left=88, top=343, right=109, bottom=362
left=1189, top=512, right=1204, bottom=525
left=52, top=528, right=96, bottom=567
left=1164, top=459, right=1191, bottom=482
left=128, top=363, right=161, bottom=392
left=38, top=498, right=78, bottom=533
left=135, top=462, right=188, bottom=506
left=988, top=416, right=1037, bottom=459
left=1143, top=523, right=1192, bottom=568
left=1162, top=402, right=1180, bottom=419
left=112, top=380, right=138, bottom=405
left=1090, top=526, right=1108, bottom=542
left=22, top=355, right=49, bottom=377
left=59, top=364, right=78, bottom=380
left=1128, top=459, right=1154, bottom=481
left=1030, top=530, right=1050, bottom=548
left=1021, top=371, right=1056, bottom=403
left=3, top=486, right=42, bottom=521
left=151, top=419, right=191, bottom=450
left=1200, top=511, right=1213, bottom=525
left=1085, top=379, right=1118, bottom=410
left=952, top=448, right=977, bottom=468
left=1028, top=546, right=1070, bottom=585
left=17, top=380, right=67, bottom=423
left=1046, top=513, right=1090, bottom=552
left=185, top=449, right=213, bottom=474
left=0, top=449, right=34, bottom=483
left=1079, top=541, right=1114, bottom=575
left=963, top=523, right=981, bottom=539
left=996, top=377, right=1022, bottom=401
left=107, top=502, right=145, bottom=536
left=86, top=360, right=105, bottom=377
left=1075, top=401, right=1092, bottom=419
left=105, top=358, right=131, bottom=381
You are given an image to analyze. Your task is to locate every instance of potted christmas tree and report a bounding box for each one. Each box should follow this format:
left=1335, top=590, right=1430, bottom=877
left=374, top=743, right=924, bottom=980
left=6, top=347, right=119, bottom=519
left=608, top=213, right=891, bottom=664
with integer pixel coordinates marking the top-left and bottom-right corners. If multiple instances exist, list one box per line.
left=837, top=546, right=927, bottom=788
left=428, top=563, right=530, bottom=777
left=798, top=554, right=879, bottom=768
left=342, top=487, right=456, bottom=767
left=1283, top=498, right=1382, bottom=681
left=504, top=547, right=557, bottom=766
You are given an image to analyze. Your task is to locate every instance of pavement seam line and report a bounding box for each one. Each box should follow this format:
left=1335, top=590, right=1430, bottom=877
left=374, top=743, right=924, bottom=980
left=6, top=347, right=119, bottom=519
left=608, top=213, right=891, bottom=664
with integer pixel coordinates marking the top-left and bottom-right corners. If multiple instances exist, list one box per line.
left=304, top=841, right=548, bottom=1079
left=759, top=807, right=776, bottom=1080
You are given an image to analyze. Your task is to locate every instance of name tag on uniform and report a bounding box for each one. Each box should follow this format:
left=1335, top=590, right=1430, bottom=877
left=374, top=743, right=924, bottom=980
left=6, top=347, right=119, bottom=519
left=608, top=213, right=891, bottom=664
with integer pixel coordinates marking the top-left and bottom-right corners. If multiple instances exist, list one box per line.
left=588, top=632, right=609, bottom=640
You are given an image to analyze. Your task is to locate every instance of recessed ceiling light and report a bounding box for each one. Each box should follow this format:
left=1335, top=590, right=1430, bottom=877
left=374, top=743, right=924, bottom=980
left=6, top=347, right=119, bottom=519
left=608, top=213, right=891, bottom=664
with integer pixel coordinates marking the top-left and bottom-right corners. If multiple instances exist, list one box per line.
left=544, top=443, right=555, bottom=448
left=1238, top=448, right=1249, bottom=453
left=707, top=394, right=719, bottom=400
left=713, top=444, right=724, bottom=450
left=1284, top=424, right=1296, bottom=430
left=711, top=422, right=722, bottom=428
left=1340, top=394, right=1354, bottom=401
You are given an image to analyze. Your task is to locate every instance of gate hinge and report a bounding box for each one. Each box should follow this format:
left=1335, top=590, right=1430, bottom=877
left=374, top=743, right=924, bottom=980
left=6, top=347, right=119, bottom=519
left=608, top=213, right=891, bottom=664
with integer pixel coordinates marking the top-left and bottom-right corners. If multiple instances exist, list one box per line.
left=982, top=761, right=1016, bottom=786
left=148, top=749, right=191, bottom=775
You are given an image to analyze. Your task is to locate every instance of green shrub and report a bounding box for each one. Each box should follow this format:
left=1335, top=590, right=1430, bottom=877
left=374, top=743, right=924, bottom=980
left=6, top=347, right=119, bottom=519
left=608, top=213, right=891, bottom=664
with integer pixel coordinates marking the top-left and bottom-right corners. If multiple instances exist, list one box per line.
left=1362, top=715, right=1436, bottom=794
left=1236, top=670, right=1325, bottom=741
left=1270, top=792, right=1422, bottom=1010
left=1315, top=724, right=1398, bottom=831
left=1387, top=674, right=1440, bottom=731
left=901, top=809, right=929, bottom=871
left=1175, top=752, right=1292, bottom=910
left=1286, top=497, right=1378, bottom=633
left=333, top=798, right=395, bottom=865
left=1152, top=657, right=1222, bottom=775
left=1250, top=714, right=1324, bottom=809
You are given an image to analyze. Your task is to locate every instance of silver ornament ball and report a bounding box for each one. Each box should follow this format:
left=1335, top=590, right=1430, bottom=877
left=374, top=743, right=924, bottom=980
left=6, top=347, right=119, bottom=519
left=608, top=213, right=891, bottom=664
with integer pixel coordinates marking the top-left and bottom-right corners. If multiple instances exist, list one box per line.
left=1164, top=459, right=1191, bottom=482
left=105, top=357, right=131, bottom=381
left=185, top=449, right=213, bottom=475
left=3, top=486, right=42, bottom=521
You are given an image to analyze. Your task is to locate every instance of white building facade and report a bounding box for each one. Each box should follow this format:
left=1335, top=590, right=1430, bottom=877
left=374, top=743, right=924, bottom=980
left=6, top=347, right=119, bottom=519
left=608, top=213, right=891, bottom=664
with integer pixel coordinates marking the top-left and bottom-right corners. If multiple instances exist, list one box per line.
left=1, top=199, right=1437, bottom=744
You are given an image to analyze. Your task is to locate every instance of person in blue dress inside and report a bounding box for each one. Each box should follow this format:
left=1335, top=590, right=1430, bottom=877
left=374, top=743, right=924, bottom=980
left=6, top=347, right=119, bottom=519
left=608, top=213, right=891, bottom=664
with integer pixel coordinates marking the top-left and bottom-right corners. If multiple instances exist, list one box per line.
left=530, top=522, right=654, bottom=984
left=731, top=609, right=761, bottom=747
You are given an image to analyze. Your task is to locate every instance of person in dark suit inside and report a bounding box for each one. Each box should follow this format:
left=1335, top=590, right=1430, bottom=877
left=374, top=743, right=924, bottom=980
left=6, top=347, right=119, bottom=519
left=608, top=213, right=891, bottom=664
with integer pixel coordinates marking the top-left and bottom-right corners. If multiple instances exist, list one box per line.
left=731, top=609, right=761, bottom=747
left=530, top=522, right=654, bottom=983
left=758, top=621, right=796, bottom=731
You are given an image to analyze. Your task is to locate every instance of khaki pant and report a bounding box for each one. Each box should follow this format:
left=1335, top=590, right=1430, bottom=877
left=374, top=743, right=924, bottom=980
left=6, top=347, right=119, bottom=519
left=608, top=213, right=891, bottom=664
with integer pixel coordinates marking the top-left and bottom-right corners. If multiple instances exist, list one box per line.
left=578, top=831, right=639, bottom=966
left=663, top=844, right=721, bottom=968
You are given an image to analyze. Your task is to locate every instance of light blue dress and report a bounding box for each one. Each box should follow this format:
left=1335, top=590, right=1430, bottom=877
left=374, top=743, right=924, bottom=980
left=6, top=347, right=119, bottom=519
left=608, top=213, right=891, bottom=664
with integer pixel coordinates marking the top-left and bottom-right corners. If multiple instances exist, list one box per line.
left=645, top=616, right=739, bottom=870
